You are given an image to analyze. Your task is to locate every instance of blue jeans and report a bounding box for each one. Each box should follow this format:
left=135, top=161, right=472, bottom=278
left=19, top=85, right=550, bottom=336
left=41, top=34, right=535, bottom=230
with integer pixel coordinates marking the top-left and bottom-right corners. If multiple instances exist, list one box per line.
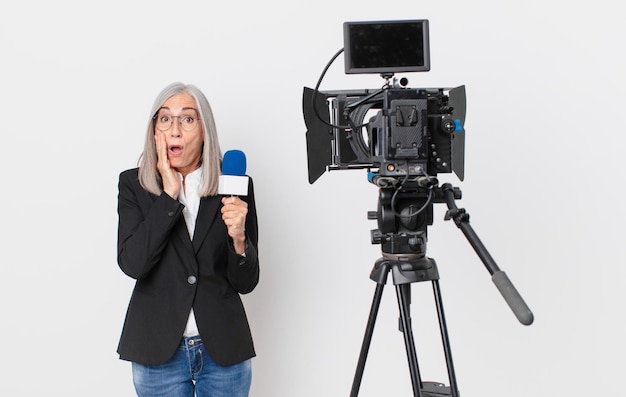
left=132, top=336, right=251, bottom=397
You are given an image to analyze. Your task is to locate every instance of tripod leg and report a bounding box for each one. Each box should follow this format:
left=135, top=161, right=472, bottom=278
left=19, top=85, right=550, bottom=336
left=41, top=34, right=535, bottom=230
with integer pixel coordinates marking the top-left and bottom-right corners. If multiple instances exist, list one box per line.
left=396, top=283, right=423, bottom=397
left=432, top=280, right=460, bottom=397
left=350, top=283, right=385, bottom=397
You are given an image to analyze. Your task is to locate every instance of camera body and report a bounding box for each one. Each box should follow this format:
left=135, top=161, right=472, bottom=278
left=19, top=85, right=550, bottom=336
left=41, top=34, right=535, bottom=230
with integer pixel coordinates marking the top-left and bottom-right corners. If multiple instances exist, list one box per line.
left=303, top=19, right=466, bottom=185
left=304, top=84, right=466, bottom=184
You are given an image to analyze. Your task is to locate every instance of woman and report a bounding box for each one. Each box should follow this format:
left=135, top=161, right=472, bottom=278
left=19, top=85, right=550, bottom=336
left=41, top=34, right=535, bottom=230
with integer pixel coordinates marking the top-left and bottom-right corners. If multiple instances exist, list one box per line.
left=116, top=82, right=259, bottom=397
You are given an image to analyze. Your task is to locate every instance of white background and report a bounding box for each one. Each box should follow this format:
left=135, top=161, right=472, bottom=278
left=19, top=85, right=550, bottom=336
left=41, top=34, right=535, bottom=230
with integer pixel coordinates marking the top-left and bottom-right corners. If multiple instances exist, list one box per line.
left=1, top=1, right=624, bottom=396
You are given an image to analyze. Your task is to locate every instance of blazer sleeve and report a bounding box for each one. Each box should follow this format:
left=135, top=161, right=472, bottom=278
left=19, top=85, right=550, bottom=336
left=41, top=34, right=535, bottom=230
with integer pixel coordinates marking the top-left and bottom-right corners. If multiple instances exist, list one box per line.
left=226, top=177, right=260, bottom=294
left=117, top=169, right=185, bottom=280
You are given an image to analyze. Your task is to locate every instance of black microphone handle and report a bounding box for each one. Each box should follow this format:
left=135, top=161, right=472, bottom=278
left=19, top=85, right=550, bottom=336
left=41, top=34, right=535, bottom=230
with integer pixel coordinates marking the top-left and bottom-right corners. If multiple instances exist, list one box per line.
left=492, top=271, right=534, bottom=325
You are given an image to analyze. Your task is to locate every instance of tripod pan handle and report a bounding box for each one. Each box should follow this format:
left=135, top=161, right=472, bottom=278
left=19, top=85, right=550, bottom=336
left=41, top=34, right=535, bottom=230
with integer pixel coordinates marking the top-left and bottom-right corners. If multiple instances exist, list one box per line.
left=492, top=271, right=534, bottom=325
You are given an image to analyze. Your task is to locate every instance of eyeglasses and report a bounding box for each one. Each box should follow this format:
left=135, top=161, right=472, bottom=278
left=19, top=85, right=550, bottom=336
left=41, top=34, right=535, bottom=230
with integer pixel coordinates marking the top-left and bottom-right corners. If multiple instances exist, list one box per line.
left=153, top=112, right=201, bottom=132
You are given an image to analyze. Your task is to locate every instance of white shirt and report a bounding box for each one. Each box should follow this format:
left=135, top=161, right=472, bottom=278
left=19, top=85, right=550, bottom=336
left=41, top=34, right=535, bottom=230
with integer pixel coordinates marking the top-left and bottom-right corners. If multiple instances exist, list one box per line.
left=177, top=167, right=203, bottom=337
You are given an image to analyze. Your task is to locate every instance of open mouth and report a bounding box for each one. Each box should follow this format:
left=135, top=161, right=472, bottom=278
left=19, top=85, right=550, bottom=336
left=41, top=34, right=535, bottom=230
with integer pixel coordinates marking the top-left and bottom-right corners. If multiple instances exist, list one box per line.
left=169, top=145, right=183, bottom=155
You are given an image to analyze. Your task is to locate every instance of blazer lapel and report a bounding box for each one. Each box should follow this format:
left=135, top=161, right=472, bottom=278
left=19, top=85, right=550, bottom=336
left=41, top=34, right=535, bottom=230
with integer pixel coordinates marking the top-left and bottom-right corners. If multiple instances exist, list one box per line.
left=171, top=215, right=194, bottom=252
left=192, top=196, right=221, bottom=253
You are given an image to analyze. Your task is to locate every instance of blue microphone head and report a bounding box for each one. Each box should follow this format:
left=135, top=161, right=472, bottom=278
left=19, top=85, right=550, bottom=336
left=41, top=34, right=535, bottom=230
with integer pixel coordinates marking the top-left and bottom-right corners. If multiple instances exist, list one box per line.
left=222, top=150, right=247, bottom=176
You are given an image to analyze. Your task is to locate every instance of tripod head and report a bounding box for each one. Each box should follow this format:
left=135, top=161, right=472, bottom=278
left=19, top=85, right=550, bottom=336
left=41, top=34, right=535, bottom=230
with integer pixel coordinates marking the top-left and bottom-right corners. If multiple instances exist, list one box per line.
left=368, top=175, right=461, bottom=259
left=367, top=175, right=533, bottom=325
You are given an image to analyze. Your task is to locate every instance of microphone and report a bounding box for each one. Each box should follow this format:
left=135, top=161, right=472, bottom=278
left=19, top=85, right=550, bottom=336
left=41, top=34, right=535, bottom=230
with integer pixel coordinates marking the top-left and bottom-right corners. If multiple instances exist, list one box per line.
left=218, top=150, right=249, bottom=196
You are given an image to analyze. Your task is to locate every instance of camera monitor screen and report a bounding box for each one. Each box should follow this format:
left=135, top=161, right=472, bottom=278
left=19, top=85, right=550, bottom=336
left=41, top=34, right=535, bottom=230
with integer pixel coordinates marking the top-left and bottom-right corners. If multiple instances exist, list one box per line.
left=343, top=19, right=430, bottom=75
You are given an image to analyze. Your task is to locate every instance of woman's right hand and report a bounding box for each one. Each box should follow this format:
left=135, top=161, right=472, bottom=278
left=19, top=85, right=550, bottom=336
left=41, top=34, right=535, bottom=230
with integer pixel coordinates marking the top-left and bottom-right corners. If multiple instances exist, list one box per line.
left=155, top=130, right=180, bottom=198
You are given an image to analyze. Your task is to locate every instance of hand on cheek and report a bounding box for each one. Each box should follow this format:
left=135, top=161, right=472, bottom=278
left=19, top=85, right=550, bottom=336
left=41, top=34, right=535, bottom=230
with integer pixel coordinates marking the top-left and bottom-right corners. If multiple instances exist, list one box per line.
left=155, top=131, right=180, bottom=198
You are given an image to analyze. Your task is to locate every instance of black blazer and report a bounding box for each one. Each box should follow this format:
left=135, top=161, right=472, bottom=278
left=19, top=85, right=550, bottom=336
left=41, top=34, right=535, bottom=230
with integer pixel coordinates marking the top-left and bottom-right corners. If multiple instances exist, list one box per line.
left=116, top=168, right=259, bottom=366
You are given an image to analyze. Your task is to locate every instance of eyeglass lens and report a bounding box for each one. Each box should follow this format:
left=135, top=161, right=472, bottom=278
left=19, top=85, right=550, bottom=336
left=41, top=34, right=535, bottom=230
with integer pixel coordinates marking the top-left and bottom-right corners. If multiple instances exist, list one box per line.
left=155, top=113, right=199, bottom=131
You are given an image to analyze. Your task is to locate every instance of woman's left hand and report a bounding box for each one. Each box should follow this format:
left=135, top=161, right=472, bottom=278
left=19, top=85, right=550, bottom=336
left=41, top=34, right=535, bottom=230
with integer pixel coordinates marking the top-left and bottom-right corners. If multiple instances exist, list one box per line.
left=221, top=196, right=248, bottom=254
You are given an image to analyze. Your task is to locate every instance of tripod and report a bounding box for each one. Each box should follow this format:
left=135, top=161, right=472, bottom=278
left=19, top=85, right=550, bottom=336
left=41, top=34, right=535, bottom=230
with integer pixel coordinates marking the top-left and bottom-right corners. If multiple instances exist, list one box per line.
left=350, top=182, right=533, bottom=397
left=350, top=254, right=458, bottom=397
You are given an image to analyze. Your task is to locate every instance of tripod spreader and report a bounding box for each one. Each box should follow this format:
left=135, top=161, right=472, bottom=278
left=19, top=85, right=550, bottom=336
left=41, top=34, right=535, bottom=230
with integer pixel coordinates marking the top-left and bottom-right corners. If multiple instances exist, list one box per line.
left=440, top=183, right=534, bottom=326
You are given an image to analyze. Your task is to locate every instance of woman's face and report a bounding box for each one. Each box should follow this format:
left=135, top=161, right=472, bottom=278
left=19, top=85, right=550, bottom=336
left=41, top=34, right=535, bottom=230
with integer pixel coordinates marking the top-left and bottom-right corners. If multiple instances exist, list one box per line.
left=155, top=93, right=204, bottom=177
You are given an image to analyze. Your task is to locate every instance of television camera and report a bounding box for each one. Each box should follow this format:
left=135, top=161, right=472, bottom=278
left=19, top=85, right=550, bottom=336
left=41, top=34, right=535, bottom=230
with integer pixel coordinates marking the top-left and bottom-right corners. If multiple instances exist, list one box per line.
left=302, top=19, right=533, bottom=397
